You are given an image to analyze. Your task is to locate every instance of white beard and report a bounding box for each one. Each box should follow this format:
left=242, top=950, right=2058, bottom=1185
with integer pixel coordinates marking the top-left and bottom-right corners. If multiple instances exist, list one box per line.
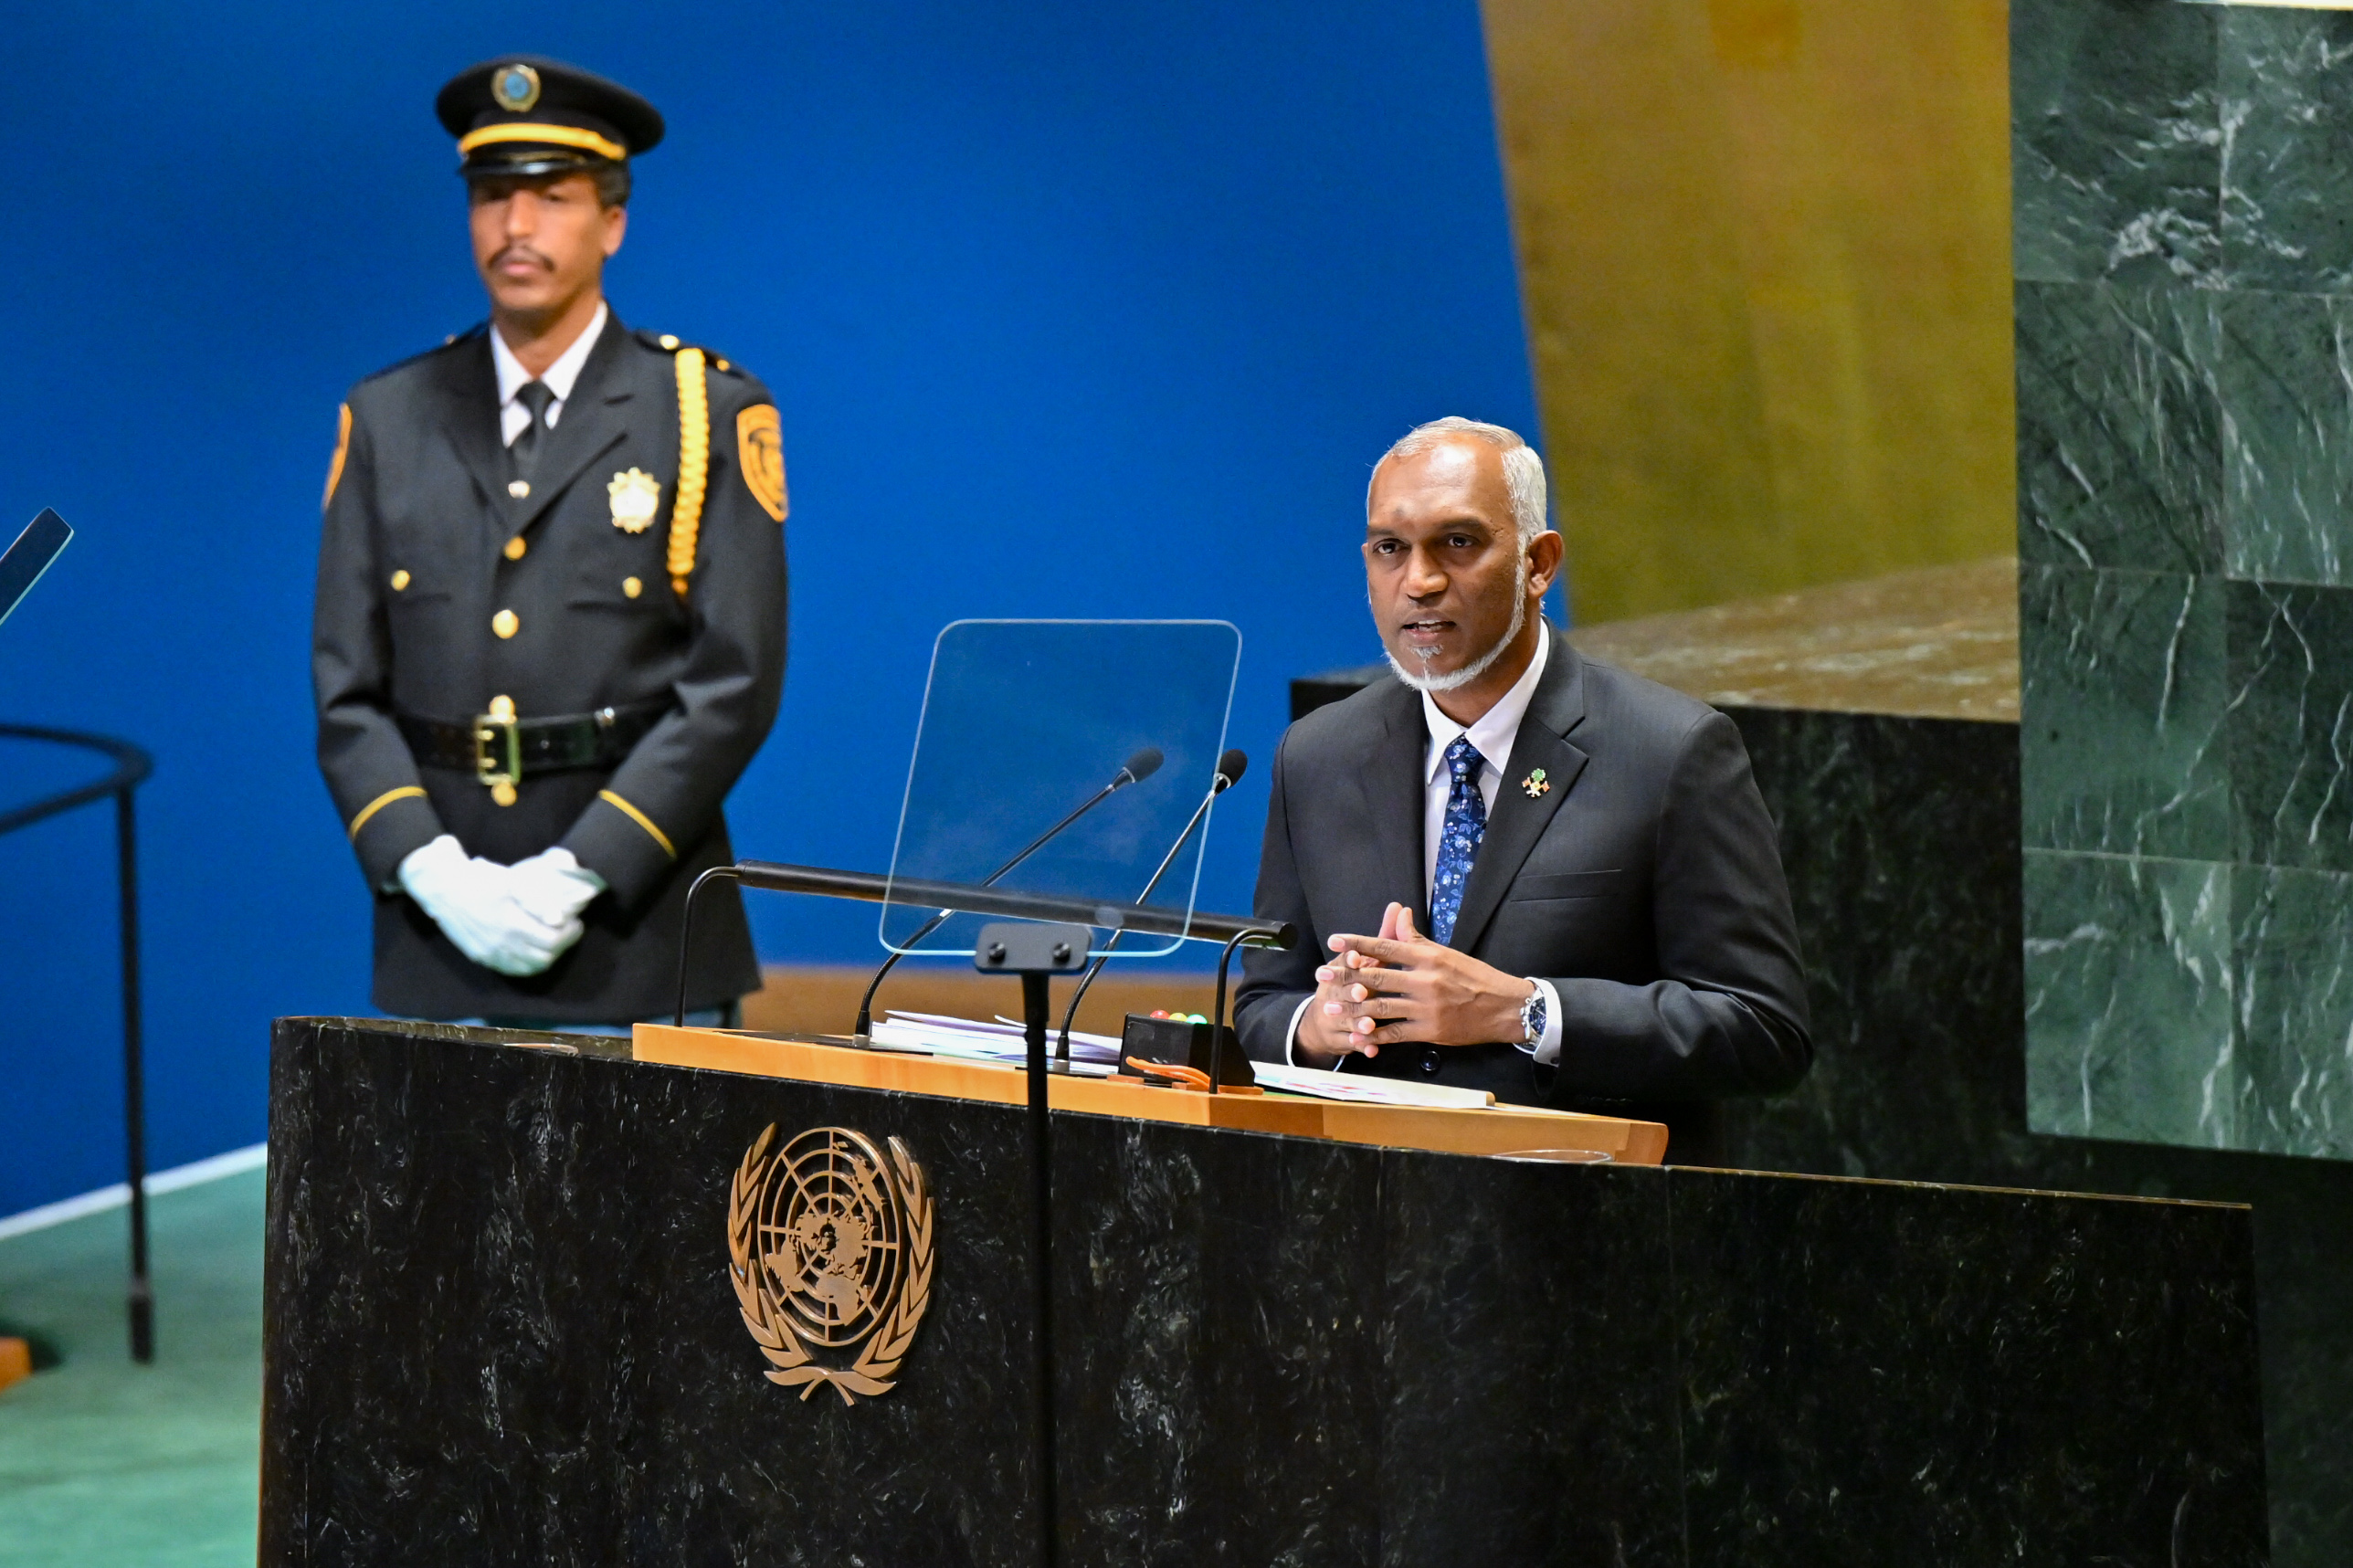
left=1384, top=578, right=1529, bottom=694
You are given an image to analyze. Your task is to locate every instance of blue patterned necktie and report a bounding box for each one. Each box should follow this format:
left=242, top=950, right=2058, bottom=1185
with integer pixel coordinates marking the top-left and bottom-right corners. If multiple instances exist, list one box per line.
left=1430, top=737, right=1488, bottom=946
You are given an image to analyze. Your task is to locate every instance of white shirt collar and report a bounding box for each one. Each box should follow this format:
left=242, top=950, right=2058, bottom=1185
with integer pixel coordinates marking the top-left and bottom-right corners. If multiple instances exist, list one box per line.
left=1420, top=621, right=1551, bottom=783
left=491, top=300, right=610, bottom=407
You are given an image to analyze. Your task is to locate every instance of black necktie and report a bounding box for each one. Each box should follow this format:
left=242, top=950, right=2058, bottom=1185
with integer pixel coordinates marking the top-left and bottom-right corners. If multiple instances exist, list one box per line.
left=510, top=380, right=555, bottom=481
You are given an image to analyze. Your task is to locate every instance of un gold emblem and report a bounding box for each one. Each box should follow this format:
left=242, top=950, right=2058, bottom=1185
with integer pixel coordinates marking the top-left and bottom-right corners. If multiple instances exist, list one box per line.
left=727, top=1124, right=934, bottom=1405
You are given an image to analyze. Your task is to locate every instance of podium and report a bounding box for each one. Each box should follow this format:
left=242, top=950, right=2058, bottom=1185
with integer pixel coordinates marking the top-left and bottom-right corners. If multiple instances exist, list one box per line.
left=261, top=1016, right=2266, bottom=1565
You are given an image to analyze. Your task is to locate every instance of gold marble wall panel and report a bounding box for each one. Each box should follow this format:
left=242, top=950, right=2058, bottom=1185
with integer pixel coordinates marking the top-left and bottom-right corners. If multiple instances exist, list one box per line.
left=1481, top=0, right=2014, bottom=624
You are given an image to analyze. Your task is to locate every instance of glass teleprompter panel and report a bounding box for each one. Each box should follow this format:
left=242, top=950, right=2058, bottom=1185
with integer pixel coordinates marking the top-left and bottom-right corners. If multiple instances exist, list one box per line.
left=881, top=619, right=1240, bottom=961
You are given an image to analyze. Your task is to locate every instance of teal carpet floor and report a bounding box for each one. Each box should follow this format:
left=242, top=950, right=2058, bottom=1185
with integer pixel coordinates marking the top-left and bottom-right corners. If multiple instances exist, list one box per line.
left=0, top=1169, right=263, bottom=1567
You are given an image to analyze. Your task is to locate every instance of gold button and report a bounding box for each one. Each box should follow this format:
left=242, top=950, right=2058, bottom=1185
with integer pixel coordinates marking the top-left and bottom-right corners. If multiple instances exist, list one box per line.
left=389, top=569, right=411, bottom=591
left=491, top=780, right=518, bottom=807
left=715, top=358, right=731, bottom=372
left=508, top=479, right=531, bottom=499
left=659, top=333, right=680, bottom=350
left=492, top=609, right=519, bottom=639
left=503, top=535, right=527, bottom=560
left=622, top=575, right=642, bottom=599
left=488, top=694, right=516, bottom=720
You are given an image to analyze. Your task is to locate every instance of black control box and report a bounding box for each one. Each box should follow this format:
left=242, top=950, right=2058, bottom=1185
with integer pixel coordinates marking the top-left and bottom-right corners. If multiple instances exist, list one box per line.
left=1116, top=1013, right=1258, bottom=1088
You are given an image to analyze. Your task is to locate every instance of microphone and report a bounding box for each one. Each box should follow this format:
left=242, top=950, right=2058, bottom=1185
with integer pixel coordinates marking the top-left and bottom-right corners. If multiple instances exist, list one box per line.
left=853, top=744, right=1166, bottom=1040
left=1055, top=748, right=1247, bottom=1060
left=0, top=509, right=73, bottom=629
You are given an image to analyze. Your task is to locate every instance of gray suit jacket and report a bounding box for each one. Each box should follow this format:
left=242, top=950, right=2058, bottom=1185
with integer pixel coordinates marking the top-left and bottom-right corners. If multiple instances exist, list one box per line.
left=1235, top=633, right=1810, bottom=1160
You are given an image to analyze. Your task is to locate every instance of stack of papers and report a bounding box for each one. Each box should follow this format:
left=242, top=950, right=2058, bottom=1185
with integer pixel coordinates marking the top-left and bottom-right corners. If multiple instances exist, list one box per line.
left=871, top=1011, right=1124, bottom=1076
left=867, top=1015, right=1499, bottom=1110
left=1251, top=1063, right=1496, bottom=1110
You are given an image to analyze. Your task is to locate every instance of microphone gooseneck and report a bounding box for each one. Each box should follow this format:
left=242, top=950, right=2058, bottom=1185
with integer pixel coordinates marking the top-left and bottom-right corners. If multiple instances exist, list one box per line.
left=1055, top=748, right=1247, bottom=1060
left=853, top=744, right=1167, bottom=1040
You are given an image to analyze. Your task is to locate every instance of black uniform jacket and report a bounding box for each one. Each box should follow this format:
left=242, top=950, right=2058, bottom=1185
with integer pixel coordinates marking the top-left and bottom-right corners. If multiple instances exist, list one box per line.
left=312, top=312, right=787, bottom=1022
left=1234, top=632, right=1810, bottom=1163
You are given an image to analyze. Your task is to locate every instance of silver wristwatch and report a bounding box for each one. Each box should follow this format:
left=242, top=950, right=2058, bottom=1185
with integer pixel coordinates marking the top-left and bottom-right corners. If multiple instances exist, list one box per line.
left=1519, top=981, right=1546, bottom=1047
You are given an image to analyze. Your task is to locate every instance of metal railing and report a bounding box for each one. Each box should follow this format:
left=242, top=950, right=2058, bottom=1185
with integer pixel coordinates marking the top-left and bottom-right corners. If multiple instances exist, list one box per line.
left=0, top=724, right=153, bottom=1362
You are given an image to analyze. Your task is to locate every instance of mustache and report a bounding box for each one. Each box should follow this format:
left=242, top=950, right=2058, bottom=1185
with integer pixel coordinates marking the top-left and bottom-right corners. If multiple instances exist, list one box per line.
left=489, top=244, right=554, bottom=271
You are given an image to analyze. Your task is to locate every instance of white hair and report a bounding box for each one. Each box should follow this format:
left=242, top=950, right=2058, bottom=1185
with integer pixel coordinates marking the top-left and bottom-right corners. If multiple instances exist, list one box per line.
left=1367, top=416, right=1548, bottom=547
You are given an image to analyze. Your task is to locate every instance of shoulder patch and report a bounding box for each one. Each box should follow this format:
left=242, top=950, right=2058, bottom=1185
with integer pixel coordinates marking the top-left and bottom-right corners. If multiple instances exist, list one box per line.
left=736, top=405, right=786, bottom=521
left=323, top=403, right=353, bottom=509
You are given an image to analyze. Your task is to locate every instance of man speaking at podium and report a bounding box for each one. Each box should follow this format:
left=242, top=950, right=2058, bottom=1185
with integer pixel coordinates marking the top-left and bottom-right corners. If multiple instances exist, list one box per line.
left=311, top=58, right=787, bottom=1029
left=1236, top=418, right=1810, bottom=1162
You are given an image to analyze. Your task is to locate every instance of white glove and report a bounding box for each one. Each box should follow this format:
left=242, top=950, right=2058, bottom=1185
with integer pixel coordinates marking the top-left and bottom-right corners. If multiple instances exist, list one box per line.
left=396, top=836, right=596, bottom=977
left=505, top=846, right=607, bottom=930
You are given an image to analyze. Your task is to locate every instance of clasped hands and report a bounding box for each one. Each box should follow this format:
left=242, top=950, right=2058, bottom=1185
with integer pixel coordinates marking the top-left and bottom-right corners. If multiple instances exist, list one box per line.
left=1293, top=900, right=1535, bottom=1068
left=397, top=835, right=606, bottom=976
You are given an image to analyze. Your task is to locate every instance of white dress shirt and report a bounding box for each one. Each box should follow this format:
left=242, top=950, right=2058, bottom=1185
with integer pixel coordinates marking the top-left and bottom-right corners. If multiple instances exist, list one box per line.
left=491, top=300, right=609, bottom=447
left=1287, top=622, right=1566, bottom=1066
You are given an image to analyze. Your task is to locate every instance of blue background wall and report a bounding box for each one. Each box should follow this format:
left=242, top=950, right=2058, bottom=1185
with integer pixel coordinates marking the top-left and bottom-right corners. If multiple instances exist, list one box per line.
left=0, top=0, right=1537, bottom=1215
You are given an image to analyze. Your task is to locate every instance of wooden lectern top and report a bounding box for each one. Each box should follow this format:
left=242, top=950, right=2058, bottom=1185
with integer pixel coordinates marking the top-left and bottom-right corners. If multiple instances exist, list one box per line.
left=633, top=1025, right=1667, bottom=1164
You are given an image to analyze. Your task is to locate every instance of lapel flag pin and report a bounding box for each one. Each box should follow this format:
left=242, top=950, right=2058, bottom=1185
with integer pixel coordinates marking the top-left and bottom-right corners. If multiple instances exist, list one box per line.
left=1522, top=767, right=1550, bottom=799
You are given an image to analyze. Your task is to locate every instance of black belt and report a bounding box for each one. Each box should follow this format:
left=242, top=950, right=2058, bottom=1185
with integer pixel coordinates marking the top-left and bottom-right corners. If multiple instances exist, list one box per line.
left=397, top=700, right=669, bottom=784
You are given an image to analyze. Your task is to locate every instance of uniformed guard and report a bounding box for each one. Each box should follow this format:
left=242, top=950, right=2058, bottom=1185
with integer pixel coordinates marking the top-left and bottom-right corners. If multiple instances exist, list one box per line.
left=312, top=57, right=788, bottom=1027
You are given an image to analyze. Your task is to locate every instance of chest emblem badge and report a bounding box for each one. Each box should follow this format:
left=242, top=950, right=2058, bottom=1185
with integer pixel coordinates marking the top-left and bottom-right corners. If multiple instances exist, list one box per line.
left=1522, top=768, right=1551, bottom=799
left=607, top=468, right=662, bottom=533
left=729, top=1123, right=935, bottom=1405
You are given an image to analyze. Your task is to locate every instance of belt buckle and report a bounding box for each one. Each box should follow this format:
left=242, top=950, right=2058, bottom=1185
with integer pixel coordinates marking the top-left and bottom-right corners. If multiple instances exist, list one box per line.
left=473, top=697, right=522, bottom=805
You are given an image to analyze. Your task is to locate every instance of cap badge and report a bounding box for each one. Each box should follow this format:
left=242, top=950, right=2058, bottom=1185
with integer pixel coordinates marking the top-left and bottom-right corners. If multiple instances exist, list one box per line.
left=1521, top=767, right=1551, bottom=799
left=608, top=468, right=661, bottom=533
left=493, top=63, right=543, bottom=113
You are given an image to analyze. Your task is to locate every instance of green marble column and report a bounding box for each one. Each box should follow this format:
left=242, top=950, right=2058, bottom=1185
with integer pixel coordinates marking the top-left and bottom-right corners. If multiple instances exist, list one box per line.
left=2019, top=0, right=2353, bottom=1162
